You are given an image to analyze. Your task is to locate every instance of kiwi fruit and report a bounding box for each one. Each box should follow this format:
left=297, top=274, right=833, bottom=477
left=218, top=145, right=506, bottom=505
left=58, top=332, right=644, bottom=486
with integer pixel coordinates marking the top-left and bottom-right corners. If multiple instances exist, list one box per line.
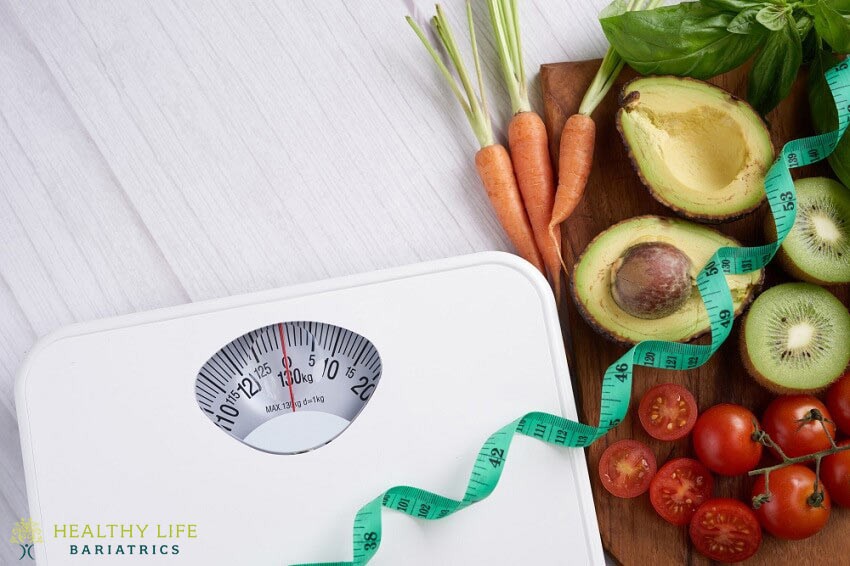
left=741, top=283, right=850, bottom=393
left=766, top=177, right=850, bottom=284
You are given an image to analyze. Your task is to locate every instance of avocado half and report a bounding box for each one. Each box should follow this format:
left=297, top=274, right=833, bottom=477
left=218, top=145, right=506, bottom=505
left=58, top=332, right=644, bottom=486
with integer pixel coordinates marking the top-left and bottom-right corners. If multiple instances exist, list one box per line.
left=572, top=216, right=764, bottom=345
left=617, top=77, right=774, bottom=222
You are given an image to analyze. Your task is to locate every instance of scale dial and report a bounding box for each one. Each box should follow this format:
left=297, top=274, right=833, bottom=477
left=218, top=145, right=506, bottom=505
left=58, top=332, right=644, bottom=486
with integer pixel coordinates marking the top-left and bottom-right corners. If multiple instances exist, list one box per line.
left=195, top=321, right=381, bottom=454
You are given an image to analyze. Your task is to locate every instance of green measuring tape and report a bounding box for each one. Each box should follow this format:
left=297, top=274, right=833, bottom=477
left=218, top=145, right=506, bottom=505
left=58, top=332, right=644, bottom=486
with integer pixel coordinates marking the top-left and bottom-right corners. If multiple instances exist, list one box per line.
left=296, top=61, right=850, bottom=566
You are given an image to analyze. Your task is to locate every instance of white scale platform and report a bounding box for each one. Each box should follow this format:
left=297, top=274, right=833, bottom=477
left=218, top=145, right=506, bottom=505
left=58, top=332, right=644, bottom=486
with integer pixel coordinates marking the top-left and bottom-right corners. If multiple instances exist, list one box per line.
left=16, top=252, right=604, bottom=565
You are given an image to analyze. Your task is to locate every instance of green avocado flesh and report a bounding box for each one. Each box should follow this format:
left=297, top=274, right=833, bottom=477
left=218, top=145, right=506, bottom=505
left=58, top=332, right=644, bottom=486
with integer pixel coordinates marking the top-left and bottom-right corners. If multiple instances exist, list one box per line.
left=742, top=283, right=850, bottom=392
left=618, top=77, right=774, bottom=221
left=572, top=216, right=763, bottom=344
left=777, top=177, right=850, bottom=284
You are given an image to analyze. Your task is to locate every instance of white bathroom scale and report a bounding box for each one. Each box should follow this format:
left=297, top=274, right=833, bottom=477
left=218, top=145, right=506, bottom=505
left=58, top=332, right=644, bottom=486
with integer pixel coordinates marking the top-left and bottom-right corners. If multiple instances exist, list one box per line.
left=16, top=252, right=604, bottom=565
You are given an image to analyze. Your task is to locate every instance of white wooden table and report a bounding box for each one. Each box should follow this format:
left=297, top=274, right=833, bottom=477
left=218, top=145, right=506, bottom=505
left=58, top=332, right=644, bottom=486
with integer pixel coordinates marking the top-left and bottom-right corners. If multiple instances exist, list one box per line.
left=0, top=0, right=610, bottom=562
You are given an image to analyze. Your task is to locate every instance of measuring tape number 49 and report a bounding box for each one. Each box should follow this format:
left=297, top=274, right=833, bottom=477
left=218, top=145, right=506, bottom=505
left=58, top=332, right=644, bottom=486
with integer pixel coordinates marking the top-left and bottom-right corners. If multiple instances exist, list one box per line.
left=295, top=61, right=850, bottom=566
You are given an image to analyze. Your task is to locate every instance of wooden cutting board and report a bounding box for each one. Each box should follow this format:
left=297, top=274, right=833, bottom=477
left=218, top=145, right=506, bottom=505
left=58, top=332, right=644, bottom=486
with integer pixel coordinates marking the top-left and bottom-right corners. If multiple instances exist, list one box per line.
left=541, top=60, right=850, bottom=565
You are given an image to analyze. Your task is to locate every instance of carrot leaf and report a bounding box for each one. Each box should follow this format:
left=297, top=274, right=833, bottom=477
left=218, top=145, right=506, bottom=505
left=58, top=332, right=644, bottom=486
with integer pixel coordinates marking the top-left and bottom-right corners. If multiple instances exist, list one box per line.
left=407, top=5, right=494, bottom=148
left=487, top=0, right=530, bottom=114
left=578, top=0, right=663, bottom=116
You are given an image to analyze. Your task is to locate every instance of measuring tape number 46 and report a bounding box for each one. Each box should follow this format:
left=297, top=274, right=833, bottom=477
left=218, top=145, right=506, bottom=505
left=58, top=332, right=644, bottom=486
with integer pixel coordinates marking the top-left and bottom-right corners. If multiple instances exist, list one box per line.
left=295, top=60, right=850, bottom=566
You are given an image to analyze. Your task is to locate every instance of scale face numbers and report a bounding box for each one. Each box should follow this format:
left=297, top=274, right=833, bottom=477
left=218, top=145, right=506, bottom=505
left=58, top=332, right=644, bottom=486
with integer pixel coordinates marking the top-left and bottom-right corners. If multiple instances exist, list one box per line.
left=195, top=321, right=382, bottom=454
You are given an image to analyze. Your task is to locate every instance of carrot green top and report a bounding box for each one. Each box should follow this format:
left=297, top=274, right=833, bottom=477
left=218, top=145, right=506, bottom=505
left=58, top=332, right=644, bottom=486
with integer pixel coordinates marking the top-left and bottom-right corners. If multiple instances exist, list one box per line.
left=578, top=0, right=663, bottom=116
left=407, top=4, right=495, bottom=149
left=487, top=0, right=529, bottom=115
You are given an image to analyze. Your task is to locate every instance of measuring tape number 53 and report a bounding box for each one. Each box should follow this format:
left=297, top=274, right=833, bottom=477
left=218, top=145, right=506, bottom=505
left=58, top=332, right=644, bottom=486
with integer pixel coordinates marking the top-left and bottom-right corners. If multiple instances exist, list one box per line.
left=295, top=60, right=850, bottom=566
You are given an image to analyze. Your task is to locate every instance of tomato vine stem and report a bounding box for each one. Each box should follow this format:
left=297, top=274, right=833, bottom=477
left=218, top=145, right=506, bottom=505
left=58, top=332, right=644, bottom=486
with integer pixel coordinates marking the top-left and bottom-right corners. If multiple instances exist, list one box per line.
left=749, top=418, right=847, bottom=509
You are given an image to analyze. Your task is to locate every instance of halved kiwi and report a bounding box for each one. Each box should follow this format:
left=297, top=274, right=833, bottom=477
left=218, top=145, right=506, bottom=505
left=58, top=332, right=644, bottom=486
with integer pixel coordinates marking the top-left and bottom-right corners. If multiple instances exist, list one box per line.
left=741, top=283, right=850, bottom=394
left=767, top=177, right=850, bottom=284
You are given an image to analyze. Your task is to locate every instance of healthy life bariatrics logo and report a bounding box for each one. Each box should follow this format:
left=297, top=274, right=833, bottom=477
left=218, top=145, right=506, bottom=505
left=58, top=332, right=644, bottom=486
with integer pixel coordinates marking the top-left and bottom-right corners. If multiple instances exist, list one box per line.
left=9, top=518, right=42, bottom=560
left=9, top=520, right=198, bottom=559
left=54, top=523, right=197, bottom=557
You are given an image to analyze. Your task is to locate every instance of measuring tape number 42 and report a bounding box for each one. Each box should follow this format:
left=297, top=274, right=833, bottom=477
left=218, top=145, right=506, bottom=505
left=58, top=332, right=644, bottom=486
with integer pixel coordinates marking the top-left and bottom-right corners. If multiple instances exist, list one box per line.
left=295, top=60, right=850, bottom=566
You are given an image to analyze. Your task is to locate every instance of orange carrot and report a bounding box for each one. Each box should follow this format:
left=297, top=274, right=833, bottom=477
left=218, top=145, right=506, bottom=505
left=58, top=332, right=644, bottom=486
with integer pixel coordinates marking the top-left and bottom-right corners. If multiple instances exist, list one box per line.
left=549, top=114, right=595, bottom=271
left=407, top=4, right=546, bottom=273
left=476, top=144, right=545, bottom=273
left=548, top=0, right=660, bottom=276
left=487, top=0, right=559, bottom=292
left=509, top=111, right=559, bottom=293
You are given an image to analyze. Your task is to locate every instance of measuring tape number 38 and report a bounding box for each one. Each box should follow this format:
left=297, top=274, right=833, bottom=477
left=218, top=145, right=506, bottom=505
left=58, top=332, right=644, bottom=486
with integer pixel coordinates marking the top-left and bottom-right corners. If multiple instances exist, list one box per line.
left=295, top=60, right=850, bottom=566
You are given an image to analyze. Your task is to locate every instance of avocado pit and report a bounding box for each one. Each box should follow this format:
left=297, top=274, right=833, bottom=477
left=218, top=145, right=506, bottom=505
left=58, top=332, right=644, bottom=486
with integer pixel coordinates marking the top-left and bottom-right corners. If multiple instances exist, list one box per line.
left=610, top=242, right=693, bottom=319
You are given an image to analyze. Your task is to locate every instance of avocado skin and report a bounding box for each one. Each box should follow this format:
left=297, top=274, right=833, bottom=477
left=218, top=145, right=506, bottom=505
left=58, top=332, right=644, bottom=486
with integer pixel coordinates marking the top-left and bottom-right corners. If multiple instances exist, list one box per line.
left=616, top=76, right=773, bottom=224
left=570, top=215, right=764, bottom=346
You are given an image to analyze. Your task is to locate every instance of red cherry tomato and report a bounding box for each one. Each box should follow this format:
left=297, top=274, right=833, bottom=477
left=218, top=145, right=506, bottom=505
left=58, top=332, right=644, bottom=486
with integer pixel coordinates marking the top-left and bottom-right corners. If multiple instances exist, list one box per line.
left=597, top=439, right=656, bottom=498
left=689, top=498, right=762, bottom=563
left=649, top=458, right=714, bottom=525
left=752, top=465, right=831, bottom=540
left=762, top=395, right=837, bottom=458
left=821, top=440, right=850, bottom=508
left=692, top=404, right=763, bottom=476
left=826, top=371, right=850, bottom=436
left=638, top=383, right=698, bottom=441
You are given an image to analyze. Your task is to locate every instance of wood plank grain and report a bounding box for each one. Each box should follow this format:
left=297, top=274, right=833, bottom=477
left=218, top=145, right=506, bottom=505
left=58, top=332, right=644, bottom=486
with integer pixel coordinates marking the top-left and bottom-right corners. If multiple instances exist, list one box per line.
left=4, top=0, right=613, bottom=300
left=0, top=0, right=617, bottom=559
left=0, top=4, right=188, bottom=562
left=542, top=59, right=849, bottom=565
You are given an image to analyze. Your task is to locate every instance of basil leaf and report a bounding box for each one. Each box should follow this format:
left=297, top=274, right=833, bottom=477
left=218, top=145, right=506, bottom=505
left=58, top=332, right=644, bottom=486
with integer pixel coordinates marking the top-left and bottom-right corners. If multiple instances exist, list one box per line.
left=599, top=0, right=632, bottom=19
left=827, top=0, right=850, bottom=11
left=809, top=49, right=850, bottom=186
left=795, top=13, right=814, bottom=39
left=700, top=0, right=763, bottom=11
left=757, top=4, right=790, bottom=31
left=600, top=2, right=767, bottom=79
left=801, top=15, right=822, bottom=62
left=748, top=16, right=803, bottom=113
left=812, top=1, right=850, bottom=52
left=728, top=6, right=763, bottom=34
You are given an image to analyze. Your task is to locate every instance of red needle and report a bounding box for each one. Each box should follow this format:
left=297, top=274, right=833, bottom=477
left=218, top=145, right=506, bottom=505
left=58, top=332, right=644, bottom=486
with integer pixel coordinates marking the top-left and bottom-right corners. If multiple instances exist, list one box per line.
left=278, top=323, right=296, bottom=412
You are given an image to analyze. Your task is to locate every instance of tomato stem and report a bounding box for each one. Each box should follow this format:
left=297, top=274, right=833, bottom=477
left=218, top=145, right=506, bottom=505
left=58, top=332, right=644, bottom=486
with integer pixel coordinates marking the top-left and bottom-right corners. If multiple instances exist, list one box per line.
left=754, top=428, right=792, bottom=462
left=810, top=455, right=824, bottom=507
left=752, top=489, right=771, bottom=509
left=820, top=417, right=839, bottom=450
left=749, top=437, right=850, bottom=477
left=749, top=428, right=850, bottom=508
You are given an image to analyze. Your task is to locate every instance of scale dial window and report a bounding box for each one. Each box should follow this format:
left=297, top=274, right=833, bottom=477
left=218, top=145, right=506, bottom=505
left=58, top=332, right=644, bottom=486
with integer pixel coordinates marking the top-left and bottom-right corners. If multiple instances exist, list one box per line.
left=195, top=321, right=381, bottom=454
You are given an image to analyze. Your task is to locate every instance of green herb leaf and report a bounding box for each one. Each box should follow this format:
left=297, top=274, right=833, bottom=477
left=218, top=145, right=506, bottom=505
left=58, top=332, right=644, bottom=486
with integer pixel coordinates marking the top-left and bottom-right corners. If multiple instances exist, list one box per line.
left=795, top=13, right=814, bottom=39
left=827, top=0, right=850, bottom=12
left=811, top=1, right=850, bottom=53
left=747, top=15, right=803, bottom=113
left=756, top=4, right=790, bottom=31
left=801, top=14, right=822, bottom=63
left=600, top=2, right=767, bottom=78
left=599, top=0, right=632, bottom=18
left=700, top=0, right=762, bottom=11
left=809, top=49, right=850, bottom=185
left=728, top=6, right=763, bottom=34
